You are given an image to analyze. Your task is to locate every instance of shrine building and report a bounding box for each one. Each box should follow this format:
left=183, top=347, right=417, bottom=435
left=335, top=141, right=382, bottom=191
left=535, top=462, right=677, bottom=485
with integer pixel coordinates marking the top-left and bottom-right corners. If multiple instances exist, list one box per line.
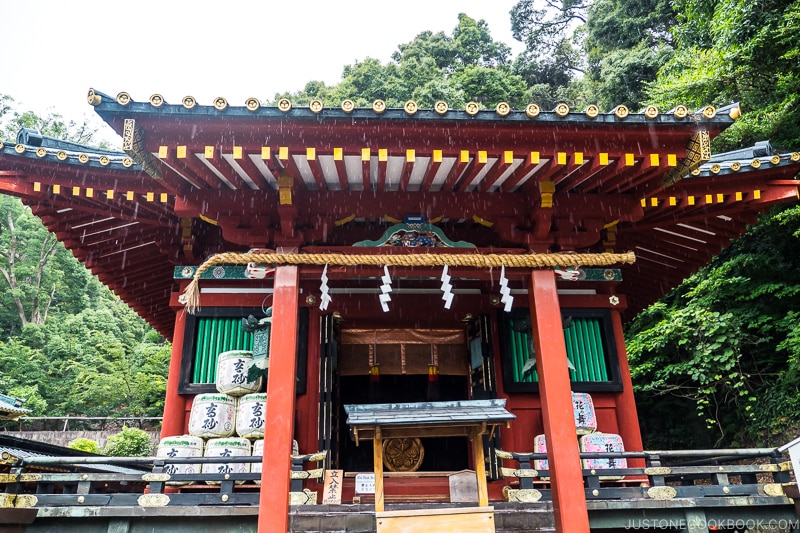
left=1, top=89, right=799, bottom=532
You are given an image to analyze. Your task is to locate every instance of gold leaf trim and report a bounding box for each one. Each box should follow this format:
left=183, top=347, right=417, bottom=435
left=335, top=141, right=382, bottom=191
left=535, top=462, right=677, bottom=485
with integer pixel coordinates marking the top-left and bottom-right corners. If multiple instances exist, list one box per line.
left=138, top=493, right=170, bottom=507
left=142, top=473, right=171, bottom=482
left=764, top=483, right=784, bottom=497
left=503, top=488, right=542, bottom=503
left=647, top=486, right=677, bottom=499
left=644, top=467, right=671, bottom=476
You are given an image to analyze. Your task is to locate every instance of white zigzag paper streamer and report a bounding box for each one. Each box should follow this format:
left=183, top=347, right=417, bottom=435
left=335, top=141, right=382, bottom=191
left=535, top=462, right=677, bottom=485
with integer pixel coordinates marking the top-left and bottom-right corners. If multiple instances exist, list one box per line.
left=440, top=264, right=454, bottom=309
left=379, top=265, right=392, bottom=312
left=499, top=265, right=513, bottom=312
left=319, top=264, right=331, bottom=311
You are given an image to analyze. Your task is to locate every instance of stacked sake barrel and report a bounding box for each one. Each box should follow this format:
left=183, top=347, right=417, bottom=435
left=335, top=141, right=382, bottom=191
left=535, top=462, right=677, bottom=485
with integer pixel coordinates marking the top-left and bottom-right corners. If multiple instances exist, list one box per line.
left=533, top=392, right=627, bottom=480
left=156, top=350, right=264, bottom=484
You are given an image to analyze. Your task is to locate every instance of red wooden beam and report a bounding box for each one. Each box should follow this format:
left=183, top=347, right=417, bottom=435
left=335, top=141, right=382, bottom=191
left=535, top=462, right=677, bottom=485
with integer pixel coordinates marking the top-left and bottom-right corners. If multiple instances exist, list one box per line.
left=419, top=151, right=444, bottom=191
left=439, top=151, right=471, bottom=192
left=478, top=151, right=513, bottom=192
left=527, top=270, right=590, bottom=532
left=258, top=264, right=300, bottom=533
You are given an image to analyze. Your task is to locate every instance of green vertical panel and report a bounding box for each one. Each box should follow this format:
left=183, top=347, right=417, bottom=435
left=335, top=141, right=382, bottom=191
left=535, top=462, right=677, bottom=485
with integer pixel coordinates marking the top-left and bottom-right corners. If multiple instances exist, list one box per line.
left=210, top=319, right=222, bottom=383
left=197, top=318, right=210, bottom=383
left=580, top=319, right=596, bottom=381
left=193, top=319, right=204, bottom=382
left=590, top=319, right=608, bottom=380
left=565, top=323, right=582, bottom=381
left=573, top=320, right=591, bottom=381
left=511, top=328, right=522, bottom=382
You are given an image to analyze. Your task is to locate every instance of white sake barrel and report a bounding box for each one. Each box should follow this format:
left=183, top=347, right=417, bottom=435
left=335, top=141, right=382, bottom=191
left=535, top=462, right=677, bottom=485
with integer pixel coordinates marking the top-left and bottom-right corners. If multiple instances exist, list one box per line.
left=215, top=350, right=263, bottom=396
left=251, top=439, right=298, bottom=485
left=202, top=437, right=251, bottom=484
left=252, top=439, right=264, bottom=484
left=236, top=393, right=267, bottom=439
left=156, top=435, right=204, bottom=484
left=188, top=393, right=237, bottom=438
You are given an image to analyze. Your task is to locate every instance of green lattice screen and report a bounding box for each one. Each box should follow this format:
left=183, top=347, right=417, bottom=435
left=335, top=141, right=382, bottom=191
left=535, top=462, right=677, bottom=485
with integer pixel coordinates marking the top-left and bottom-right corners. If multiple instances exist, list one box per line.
left=505, top=316, right=609, bottom=383
left=192, top=317, right=253, bottom=384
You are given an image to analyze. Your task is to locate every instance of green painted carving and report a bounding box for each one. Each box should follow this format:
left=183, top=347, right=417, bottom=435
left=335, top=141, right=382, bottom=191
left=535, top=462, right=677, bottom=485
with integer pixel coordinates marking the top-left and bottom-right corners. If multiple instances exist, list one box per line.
left=353, top=223, right=476, bottom=248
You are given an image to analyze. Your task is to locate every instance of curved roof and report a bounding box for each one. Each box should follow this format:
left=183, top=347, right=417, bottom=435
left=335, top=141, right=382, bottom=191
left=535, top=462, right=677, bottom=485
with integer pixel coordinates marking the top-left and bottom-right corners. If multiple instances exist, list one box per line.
left=1, top=90, right=798, bottom=335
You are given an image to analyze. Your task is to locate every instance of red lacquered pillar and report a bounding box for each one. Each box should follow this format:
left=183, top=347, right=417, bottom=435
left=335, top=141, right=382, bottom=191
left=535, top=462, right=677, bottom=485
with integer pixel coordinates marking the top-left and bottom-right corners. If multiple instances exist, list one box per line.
left=258, top=265, right=299, bottom=533
left=528, top=270, right=590, bottom=533
left=610, top=308, right=645, bottom=468
left=160, top=309, right=188, bottom=438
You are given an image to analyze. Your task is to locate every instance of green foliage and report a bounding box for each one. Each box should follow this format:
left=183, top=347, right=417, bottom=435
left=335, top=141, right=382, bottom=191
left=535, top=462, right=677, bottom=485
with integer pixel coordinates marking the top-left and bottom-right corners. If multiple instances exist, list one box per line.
left=103, top=426, right=153, bottom=457
left=67, top=438, right=101, bottom=454
left=272, top=14, right=519, bottom=109
left=627, top=205, right=800, bottom=447
left=6, top=384, right=47, bottom=416
left=0, top=94, right=108, bottom=147
left=646, top=0, right=800, bottom=148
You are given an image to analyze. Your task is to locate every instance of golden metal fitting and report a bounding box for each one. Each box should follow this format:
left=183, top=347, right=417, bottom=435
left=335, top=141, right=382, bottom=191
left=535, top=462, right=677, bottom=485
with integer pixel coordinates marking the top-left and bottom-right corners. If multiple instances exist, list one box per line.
left=434, top=101, right=448, bottom=115
left=99, top=155, right=110, bottom=166
left=309, top=99, right=323, bottom=114
left=710, top=163, right=720, bottom=174
left=341, top=99, right=355, bottom=113
left=372, top=99, right=386, bottom=114
left=277, top=98, right=292, bottom=112
left=36, top=147, right=47, bottom=157
left=525, top=103, right=541, bottom=118
left=116, top=92, right=131, bottom=106
left=57, top=150, right=67, bottom=160
left=730, top=161, right=741, bottom=171
left=78, top=154, right=89, bottom=164
left=643, top=105, right=659, bottom=119
left=213, top=97, right=228, bottom=110
left=87, top=88, right=102, bottom=106
left=613, top=105, right=629, bottom=119
left=403, top=100, right=418, bottom=115
left=700, top=105, right=717, bottom=119
left=554, top=103, right=569, bottom=117
left=149, top=94, right=164, bottom=107
left=245, top=97, right=260, bottom=111
left=122, top=157, right=133, bottom=167
left=672, top=105, right=688, bottom=119
left=14, top=144, right=25, bottom=154
left=751, top=158, right=762, bottom=168
left=465, top=101, right=480, bottom=116
left=182, top=96, right=197, bottom=109
left=771, top=155, right=781, bottom=165
left=584, top=104, right=599, bottom=118
left=495, top=102, right=511, bottom=116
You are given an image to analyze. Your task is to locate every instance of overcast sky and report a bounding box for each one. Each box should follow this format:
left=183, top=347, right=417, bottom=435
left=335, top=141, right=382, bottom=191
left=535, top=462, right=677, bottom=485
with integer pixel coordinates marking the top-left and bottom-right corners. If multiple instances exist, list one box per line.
left=1, top=0, right=525, bottom=145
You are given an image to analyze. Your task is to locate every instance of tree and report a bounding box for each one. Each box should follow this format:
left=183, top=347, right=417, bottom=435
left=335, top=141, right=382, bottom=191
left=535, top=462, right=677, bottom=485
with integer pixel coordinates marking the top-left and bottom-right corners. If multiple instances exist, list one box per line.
left=103, top=426, right=154, bottom=457
left=273, top=13, right=521, bottom=109
left=0, top=94, right=106, bottom=147
left=646, top=0, right=800, bottom=150
left=627, top=205, right=800, bottom=447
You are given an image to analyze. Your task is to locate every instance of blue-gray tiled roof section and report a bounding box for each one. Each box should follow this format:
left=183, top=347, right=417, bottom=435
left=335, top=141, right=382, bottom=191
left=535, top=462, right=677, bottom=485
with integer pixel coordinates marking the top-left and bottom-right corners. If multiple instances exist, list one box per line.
left=344, top=399, right=515, bottom=427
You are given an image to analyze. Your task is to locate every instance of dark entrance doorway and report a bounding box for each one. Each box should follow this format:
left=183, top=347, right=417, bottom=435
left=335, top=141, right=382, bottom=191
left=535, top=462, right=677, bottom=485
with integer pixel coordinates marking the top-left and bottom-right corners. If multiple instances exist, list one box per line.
left=335, top=328, right=471, bottom=472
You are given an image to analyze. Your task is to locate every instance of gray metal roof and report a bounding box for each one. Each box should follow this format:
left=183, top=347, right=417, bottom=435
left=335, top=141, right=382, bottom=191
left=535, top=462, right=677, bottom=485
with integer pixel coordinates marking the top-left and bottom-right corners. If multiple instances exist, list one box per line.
left=344, top=399, right=515, bottom=427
